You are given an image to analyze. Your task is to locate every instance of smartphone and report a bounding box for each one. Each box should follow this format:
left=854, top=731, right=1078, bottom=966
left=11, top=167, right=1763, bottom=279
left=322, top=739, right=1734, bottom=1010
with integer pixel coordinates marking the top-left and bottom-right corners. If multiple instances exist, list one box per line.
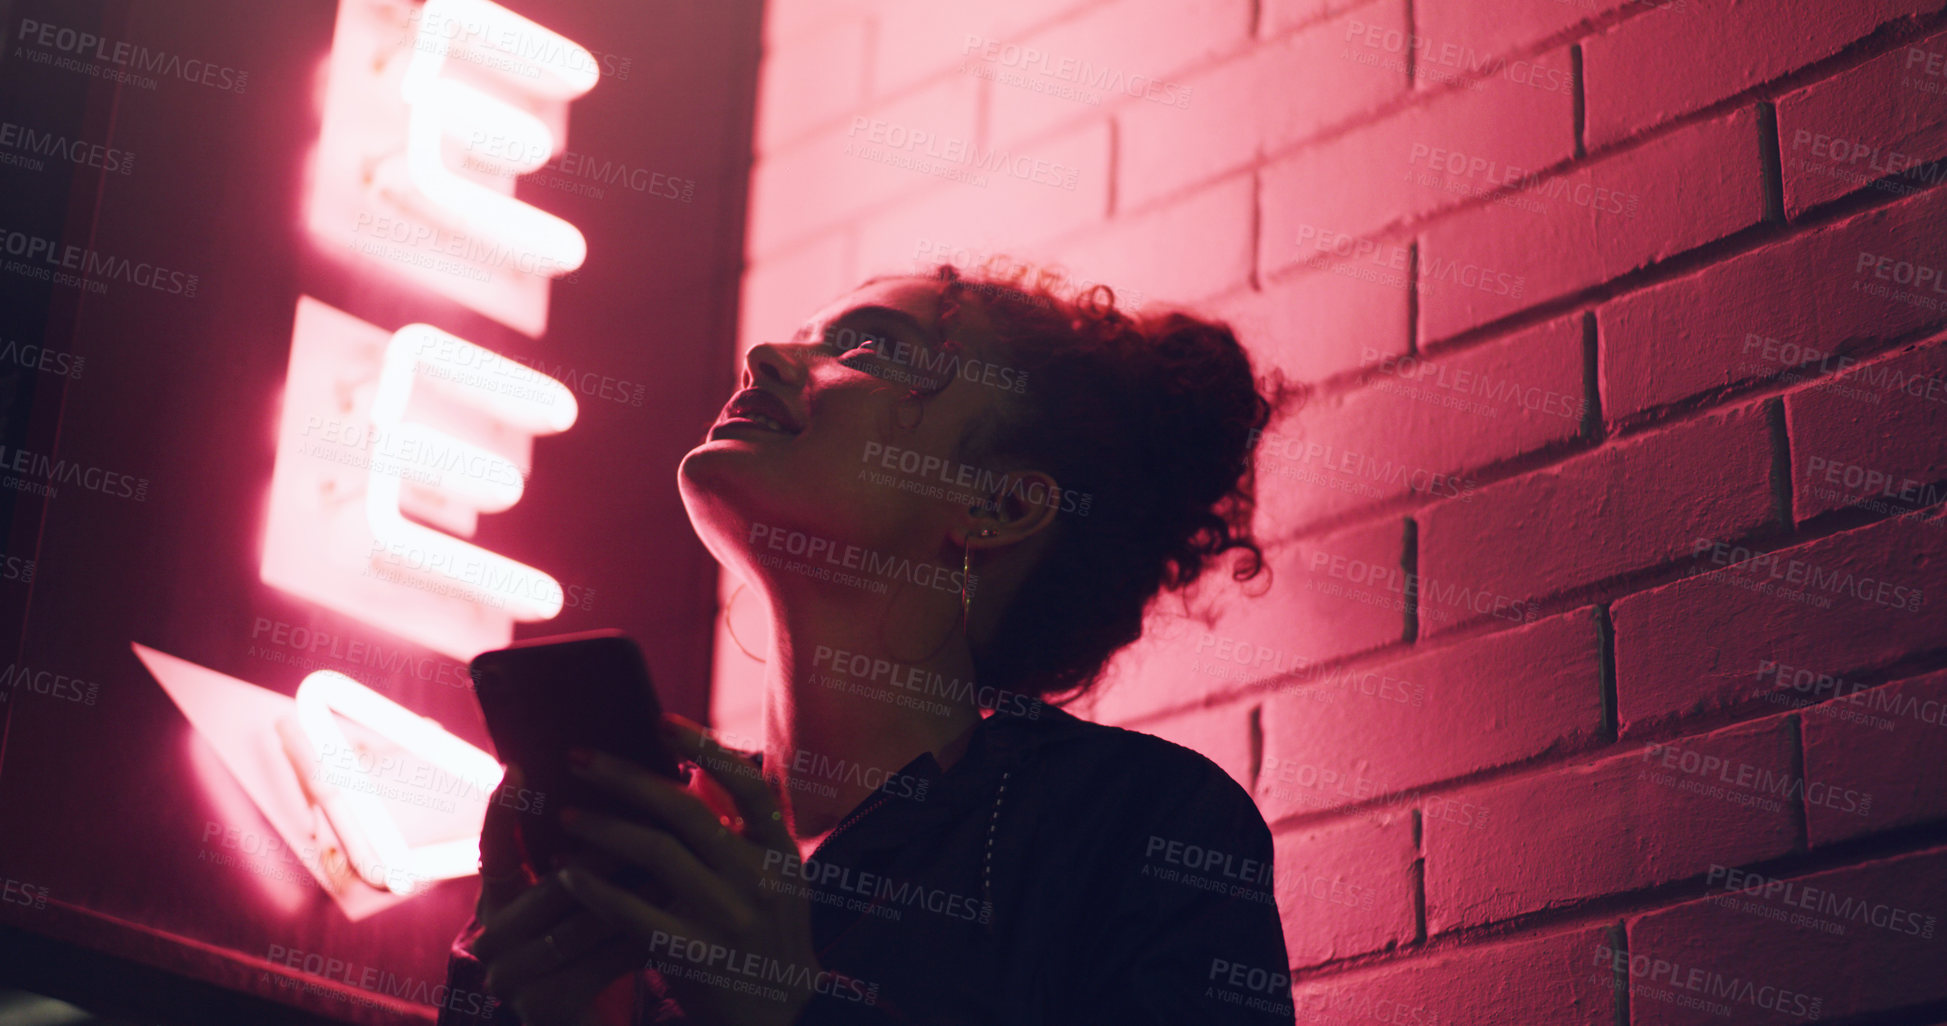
left=469, top=629, right=684, bottom=874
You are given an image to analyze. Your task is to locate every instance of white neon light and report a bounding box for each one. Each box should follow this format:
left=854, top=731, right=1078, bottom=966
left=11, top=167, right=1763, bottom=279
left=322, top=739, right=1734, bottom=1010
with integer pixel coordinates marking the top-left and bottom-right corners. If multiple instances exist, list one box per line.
left=404, top=97, right=587, bottom=273
left=289, top=670, right=504, bottom=893
left=408, top=76, right=556, bottom=173
left=403, top=0, right=600, bottom=101
left=394, top=323, right=578, bottom=433
left=399, top=0, right=594, bottom=273
left=380, top=421, right=525, bottom=513
left=365, top=324, right=577, bottom=622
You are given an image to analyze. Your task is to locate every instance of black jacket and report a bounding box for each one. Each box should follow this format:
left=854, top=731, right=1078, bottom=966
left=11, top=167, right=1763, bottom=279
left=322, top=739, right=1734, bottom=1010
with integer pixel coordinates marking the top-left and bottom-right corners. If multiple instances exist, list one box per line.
left=439, top=702, right=1295, bottom=1025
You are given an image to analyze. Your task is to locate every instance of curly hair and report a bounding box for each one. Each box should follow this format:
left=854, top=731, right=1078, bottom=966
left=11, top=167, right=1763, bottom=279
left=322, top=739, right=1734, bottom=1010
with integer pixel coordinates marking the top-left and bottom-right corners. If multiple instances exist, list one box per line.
left=879, top=259, right=1304, bottom=704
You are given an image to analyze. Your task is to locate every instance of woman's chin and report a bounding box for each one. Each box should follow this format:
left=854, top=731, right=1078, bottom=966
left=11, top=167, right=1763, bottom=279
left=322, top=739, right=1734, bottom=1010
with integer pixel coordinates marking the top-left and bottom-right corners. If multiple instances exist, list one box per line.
left=677, top=453, right=775, bottom=542
left=678, top=439, right=757, bottom=485
left=679, top=449, right=739, bottom=496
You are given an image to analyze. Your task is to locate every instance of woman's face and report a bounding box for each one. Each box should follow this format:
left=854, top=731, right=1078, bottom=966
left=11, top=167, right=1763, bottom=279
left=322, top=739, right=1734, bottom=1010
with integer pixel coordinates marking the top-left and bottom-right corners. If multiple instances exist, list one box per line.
left=677, top=278, right=1024, bottom=586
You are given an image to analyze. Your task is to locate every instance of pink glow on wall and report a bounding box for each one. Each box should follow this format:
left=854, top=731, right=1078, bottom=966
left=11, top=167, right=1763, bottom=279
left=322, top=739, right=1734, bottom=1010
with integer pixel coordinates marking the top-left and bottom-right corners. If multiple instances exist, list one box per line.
left=137, top=639, right=504, bottom=916
left=134, top=643, right=436, bottom=921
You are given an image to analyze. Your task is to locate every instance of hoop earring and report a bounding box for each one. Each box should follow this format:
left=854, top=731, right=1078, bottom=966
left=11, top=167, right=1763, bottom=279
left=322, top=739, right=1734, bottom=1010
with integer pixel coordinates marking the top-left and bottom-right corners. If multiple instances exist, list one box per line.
left=961, top=528, right=996, bottom=633
left=893, top=392, right=927, bottom=430
left=725, top=582, right=765, bottom=663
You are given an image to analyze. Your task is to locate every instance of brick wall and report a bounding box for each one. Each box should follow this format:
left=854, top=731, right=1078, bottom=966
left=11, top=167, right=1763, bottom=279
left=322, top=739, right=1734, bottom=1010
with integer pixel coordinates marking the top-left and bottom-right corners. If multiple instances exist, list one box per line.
left=720, top=0, right=1947, bottom=1020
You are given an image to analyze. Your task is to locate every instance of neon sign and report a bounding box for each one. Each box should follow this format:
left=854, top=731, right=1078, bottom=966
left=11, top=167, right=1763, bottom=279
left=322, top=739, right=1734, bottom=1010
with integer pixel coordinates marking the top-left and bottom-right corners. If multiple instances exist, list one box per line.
left=261, top=304, right=577, bottom=660
left=138, top=0, right=603, bottom=906
left=283, top=670, right=503, bottom=894
left=274, top=0, right=596, bottom=659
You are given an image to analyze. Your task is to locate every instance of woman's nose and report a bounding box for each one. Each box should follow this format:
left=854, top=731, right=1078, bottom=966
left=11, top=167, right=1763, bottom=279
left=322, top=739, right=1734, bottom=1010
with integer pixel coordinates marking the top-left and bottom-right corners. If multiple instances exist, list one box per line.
left=741, top=341, right=806, bottom=390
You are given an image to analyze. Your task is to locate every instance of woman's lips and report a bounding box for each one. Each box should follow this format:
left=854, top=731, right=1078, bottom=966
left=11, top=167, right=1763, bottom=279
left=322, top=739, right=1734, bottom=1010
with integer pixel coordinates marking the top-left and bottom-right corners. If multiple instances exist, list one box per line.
left=718, top=411, right=790, bottom=432
left=719, top=388, right=804, bottom=433
left=709, top=416, right=794, bottom=437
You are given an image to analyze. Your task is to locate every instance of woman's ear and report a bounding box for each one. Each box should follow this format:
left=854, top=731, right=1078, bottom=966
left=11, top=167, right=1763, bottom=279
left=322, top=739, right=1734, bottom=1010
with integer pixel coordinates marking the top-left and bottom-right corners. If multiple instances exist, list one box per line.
left=955, top=468, right=1062, bottom=550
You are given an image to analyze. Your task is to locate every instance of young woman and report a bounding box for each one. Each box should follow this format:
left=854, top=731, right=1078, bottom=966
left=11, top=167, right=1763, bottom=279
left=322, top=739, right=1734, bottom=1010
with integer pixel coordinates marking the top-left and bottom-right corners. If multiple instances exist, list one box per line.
left=442, top=262, right=1301, bottom=1025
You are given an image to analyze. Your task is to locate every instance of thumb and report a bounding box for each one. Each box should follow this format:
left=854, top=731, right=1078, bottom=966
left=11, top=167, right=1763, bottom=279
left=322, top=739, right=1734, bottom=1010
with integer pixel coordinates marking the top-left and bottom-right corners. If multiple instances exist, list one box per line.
left=477, top=763, right=532, bottom=917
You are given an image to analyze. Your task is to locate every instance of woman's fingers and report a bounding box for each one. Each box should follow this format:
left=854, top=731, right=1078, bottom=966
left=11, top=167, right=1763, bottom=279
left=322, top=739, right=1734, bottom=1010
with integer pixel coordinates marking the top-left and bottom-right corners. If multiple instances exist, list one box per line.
left=469, top=874, right=580, bottom=965
left=558, top=861, right=693, bottom=949
left=477, top=763, right=535, bottom=918
left=658, top=715, right=796, bottom=853
left=562, top=811, right=752, bottom=928
left=479, top=908, right=621, bottom=998
left=505, top=941, right=644, bottom=1026
left=568, top=747, right=763, bottom=880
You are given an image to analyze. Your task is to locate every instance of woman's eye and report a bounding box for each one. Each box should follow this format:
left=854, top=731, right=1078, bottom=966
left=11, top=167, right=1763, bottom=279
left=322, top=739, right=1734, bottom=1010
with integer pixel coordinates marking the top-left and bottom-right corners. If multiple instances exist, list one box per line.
left=823, top=331, right=884, bottom=356
left=831, top=334, right=900, bottom=370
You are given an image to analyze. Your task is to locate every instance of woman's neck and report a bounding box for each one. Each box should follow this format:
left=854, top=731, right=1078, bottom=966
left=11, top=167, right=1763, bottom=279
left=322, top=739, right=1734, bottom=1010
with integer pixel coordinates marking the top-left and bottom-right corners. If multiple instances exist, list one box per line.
left=759, top=597, right=985, bottom=845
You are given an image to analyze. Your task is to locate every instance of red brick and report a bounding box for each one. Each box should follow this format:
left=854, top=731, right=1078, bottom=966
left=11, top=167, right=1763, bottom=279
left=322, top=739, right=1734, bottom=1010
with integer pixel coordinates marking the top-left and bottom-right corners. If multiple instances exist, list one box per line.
left=1237, top=519, right=1410, bottom=665
left=1138, top=700, right=1259, bottom=788
left=1271, top=812, right=1417, bottom=968
left=737, top=234, right=854, bottom=353
left=850, top=119, right=1113, bottom=276
left=1424, top=717, right=1800, bottom=932
left=1258, top=48, right=1576, bottom=278
left=1599, top=180, right=1947, bottom=422
left=763, top=0, right=874, bottom=48
left=1415, top=0, right=1654, bottom=66
left=1417, top=398, right=1774, bottom=635
left=1261, top=0, right=1378, bottom=36
left=1257, top=315, right=1584, bottom=532
left=1258, top=608, right=1605, bottom=822
left=869, top=0, right=1100, bottom=101
left=1611, top=506, right=1947, bottom=736
left=1801, top=668, right=1947, bottom=846
left=755, top=18, right=871, bottom=155
left=1788, top=337, right=1947, bottom=521
left=1419, top=106, right=1769, bottom=344
left=748, top=75, right=983, bottom=259
left=1626, top=846, right=1947, bottom=1025
left=1047, top=172, right=1254, bottom=306
left=1090, top=519, right=1406, bottom=724
left=1120, top=1, right=1409, bottom=211
left=1208, top=255, right=1411, bottom=386
left=1087, top=612, right=1243, bottom=725
left=1778, top=26, right=1947, bottom=219
left=1583, top=0, right=1939, bottom=149
left=985, top=0, right=1251, bottom=149
left=1290, top=925, right=1617, bottom=1025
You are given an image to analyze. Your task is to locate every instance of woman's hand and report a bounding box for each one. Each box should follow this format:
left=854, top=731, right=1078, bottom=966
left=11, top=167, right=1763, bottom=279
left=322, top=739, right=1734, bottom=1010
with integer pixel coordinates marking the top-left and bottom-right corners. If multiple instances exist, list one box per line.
left=469, top=763, right=641, bottom=1026
left=475, top=762, right=535, bottom=925
left=469, top=874, right=642, bottom=1026
left=553, top=715, right=827, bottom=1026
left=469, top=763, right=638, bottom=1026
